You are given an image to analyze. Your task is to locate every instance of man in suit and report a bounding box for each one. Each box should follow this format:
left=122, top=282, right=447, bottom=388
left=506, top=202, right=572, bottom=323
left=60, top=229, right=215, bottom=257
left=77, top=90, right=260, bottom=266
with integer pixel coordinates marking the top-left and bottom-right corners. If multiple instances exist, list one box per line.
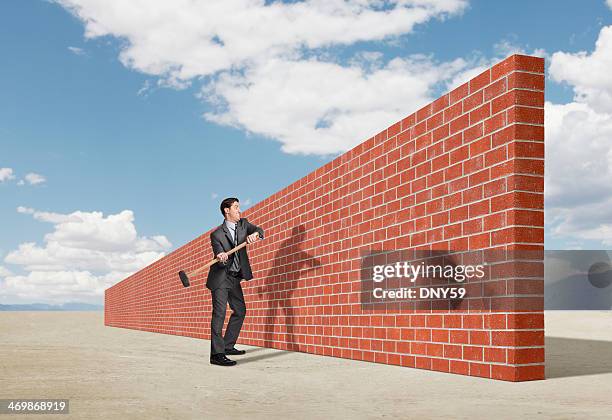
left=207, top=197, right=264, bottom=366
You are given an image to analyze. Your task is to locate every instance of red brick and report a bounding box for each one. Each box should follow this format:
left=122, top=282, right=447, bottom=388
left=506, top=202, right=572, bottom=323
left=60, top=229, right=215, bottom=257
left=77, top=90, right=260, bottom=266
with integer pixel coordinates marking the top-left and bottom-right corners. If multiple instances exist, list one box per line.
left=444, top=344, right=463, bottom=359
left=492, top=91, right=514, bottom=115
left=432, top=329, right=450, bottom=343
left=469, top=136, right=491, bottom=156
left=469, top=69, right=491, bottom=94
left=463, top=185, right=483, bottom=203
left=514, top=89, right=545, bottom=107
left=417, top=103, right=432, bottom=122
left=432, top=94, right=449, bottom=113
left=507, top=347, right=544, bottom=364
left=450, top=360, right=469, bottom=375
left=463, top=315, right=484, bottom=329
left=450, top=82, right=469, bottom=105
left=484, top=78, right=506, bottom=100
left=388, top=121, right=401, bottom=137
left=444, top=315, right=462, bottom=328
left=444, top=101, right=463, bottom=123
left=450, top=145, right=469, bottom=164
left=470, top=330, right=491, bottom=346
left=492, top=330, right=544, bottom=346
left=485, top=146, right=507, bottom=166
left=484, top=178, right=506, bottom=198
left=514, top=54, right=545, bottom=73
left=515, top=124, right=544, bottom=141
left=401, top=113, right=416, bottom=130
left=463, top=218, right=482, bottom=234
left=463, top=346, right=483, bottom=361
left=433, top=124, right=449, bottom=142
left=426, top=111, right=444, bottom=131
left=470, top=103, right=491, bottom=125
left=515, top=191, right=544, bottom=209
left=427, top=343, right=444, bottom=357
left=515, top=159, right=544, bottom=176
left=450, top=114, right=469, bottom=135
left=491, top=125, right=514, bottom=147
left=464, top=90, right=484, bottom=112
left=507, top=106, right=544, bottom=124
left=469, top=362, right=491, bottom=378
left=506, top=209, right=544, bottom=226
left=484, top=212, right=505, bottom=230
left=468, top=200, right=489, bottom=218
left=484, top=347, right=506, bottom=363
left=492, top=364, right=545, bottom=382
left=508, top=72, right=545, bottom=90
left=491, top=192, right=513, bottom=212
left=431, top=358, right=450, bottom=372
left=493, top=55, right=539, bottom=81
left=464, top=123, right=484, bottom=143
left=469, top=172, right=490, bottom=189
left=450, top=330, right=469, bottom=344
left=415, top=356, right=432, bottom=370
left=508, top=141, right=544, bottom=159
left=484, top=112, right=505, bottom=134
left=507, top=313, right=544, bottom=329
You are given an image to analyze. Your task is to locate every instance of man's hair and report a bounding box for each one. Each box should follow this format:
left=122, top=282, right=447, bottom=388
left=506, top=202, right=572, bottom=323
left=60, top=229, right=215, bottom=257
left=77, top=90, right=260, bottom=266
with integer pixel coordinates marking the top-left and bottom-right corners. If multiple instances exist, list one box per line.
left=220, top=197, right=239, bottom=217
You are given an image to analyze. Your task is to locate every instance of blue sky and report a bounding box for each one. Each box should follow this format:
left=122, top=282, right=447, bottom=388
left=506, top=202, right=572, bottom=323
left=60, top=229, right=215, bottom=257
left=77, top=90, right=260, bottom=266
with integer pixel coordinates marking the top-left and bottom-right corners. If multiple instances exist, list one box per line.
left=1, top=0, right=611, bottom=304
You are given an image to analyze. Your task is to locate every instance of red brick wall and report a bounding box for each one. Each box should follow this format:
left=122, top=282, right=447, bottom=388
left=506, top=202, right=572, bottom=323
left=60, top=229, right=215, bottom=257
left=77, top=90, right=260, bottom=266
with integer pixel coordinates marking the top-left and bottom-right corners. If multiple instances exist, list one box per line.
left=105, top=54, right=545, bottom=381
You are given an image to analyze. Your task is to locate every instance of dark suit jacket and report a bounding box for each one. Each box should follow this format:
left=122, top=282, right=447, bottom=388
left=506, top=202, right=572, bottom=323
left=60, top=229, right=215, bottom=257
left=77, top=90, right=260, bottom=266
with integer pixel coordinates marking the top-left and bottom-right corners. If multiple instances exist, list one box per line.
left=206, top=217, right=264, bottom=290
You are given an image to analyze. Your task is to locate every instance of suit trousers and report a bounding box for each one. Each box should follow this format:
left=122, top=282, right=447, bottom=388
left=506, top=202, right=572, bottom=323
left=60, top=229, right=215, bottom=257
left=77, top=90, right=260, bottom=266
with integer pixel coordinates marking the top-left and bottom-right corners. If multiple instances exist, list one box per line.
left=210, top=272, right=246, bottom=355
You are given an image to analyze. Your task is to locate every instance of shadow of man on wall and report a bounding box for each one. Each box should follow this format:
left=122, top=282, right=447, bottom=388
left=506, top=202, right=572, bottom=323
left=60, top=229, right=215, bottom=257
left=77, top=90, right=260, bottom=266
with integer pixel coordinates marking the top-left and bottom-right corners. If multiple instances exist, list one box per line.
left=256, top=225, right=321, bottom=352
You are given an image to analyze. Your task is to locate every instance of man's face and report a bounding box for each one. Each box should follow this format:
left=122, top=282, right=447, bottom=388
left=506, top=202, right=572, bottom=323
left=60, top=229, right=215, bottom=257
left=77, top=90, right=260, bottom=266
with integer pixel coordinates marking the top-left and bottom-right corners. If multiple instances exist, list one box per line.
left=225, top=201, right=241, bottom=222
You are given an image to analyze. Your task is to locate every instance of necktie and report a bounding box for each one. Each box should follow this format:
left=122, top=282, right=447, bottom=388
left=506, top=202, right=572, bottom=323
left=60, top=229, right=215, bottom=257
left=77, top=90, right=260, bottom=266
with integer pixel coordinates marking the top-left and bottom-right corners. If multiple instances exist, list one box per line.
left=230, top=223, right=240, bottom=272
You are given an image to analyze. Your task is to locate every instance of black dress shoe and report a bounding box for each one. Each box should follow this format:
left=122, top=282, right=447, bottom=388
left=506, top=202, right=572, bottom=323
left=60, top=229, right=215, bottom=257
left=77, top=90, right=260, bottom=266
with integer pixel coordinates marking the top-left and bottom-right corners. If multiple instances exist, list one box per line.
left=210, top=354, right=237, bottom=366
left=225, top=347, right=246, bottom=355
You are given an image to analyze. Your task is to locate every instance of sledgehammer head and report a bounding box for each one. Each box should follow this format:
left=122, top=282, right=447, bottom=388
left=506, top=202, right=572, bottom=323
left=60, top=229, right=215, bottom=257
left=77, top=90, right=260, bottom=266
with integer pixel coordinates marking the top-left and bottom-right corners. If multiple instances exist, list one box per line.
left=178, top=270, right=190, bottom=287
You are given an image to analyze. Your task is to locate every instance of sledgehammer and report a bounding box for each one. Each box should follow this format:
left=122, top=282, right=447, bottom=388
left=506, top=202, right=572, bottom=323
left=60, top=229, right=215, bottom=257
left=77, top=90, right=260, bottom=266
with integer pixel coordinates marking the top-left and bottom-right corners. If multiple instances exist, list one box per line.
left=178, top=241, right=249, bottom=287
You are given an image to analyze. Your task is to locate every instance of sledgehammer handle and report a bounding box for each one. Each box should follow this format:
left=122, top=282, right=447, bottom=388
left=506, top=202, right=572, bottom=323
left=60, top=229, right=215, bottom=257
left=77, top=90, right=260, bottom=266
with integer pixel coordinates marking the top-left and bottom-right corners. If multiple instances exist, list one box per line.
left=188, top=241, right=249, bottom=277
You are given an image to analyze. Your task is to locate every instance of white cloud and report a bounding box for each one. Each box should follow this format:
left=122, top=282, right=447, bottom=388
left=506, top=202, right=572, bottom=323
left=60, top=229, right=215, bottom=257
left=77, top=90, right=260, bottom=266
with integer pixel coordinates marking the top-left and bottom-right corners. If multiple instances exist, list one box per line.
left=440, top=38, right=548, bottom=96
left=0, top=167, right=15, bottom=182
left=492, top=38, right=548, bottom=62
left=545, top=101, right=612, bottom=245
left=17, top=206, right=74, bottom=223
left=55, top=0, right=469, bottom=155
left=16, top=206, right=34, bottom=214
left=1, top=208, right=172, bottom=304
left=607, top=0, right=612, bottom=11
left=55, top=0, right=468, bottom=82
left=203, top=54, right=470, bottom=154
left=545, top=25, right=612, bottom=247
left=9, top=172, right=47, bottom=186
left=23, top=172, right=46, bottom=185
left=68, top=46, right=85, bottom=55
left=137, top=80, right=153, bottom=97
left=550, top=25, right=612, bottom=114
left=1, top=271, right=125, bottom=304
left=0, top=266, right=13, bottom=278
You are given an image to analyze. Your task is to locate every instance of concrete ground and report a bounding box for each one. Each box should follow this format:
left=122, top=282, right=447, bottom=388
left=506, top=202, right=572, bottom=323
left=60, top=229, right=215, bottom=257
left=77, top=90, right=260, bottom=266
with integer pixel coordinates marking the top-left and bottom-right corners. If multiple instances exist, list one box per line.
left=1, top=311, right=611, bottom=420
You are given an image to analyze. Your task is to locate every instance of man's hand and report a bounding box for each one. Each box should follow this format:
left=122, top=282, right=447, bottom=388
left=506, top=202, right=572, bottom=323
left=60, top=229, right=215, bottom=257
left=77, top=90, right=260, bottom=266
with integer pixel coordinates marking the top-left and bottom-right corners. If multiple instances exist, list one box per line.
left=216, top=252, right=229, bottom=264
left=247, top=231, right=260, bottom=244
